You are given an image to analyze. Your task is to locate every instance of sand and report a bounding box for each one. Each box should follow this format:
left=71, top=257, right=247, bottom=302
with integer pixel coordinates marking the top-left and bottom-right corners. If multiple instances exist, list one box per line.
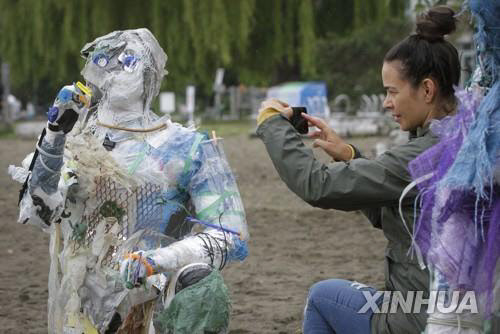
left=0, top=134, right=387, bottom=333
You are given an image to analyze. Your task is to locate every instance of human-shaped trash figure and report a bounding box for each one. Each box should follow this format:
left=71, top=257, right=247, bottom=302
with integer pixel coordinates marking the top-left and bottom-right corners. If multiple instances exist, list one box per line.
left=9, top=28, right=249, bottom=334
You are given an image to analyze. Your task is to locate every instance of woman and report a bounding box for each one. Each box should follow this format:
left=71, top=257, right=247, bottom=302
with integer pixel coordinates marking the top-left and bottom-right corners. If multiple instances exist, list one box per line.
left=256, top=6, right=459, bottom=334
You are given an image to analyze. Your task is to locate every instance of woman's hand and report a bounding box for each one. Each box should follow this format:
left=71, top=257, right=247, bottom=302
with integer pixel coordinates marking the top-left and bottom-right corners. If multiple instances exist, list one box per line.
left=257, top=99, right=293, bottom=125
left=302, top=113, right=354, bottom=161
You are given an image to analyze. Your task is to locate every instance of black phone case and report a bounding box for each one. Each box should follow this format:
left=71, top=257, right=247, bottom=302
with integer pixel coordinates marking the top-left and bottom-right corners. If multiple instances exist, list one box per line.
left=290, top=107, right=308, bottom=134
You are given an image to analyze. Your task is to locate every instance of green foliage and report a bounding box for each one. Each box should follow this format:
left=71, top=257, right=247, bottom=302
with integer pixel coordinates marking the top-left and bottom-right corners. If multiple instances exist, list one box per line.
left=99, top=200, right=125, bottom=220
left=314, top=0, right=355, bottom=37
left=413, top=0, right=465, bottom=17
left=354, top=0, right=405, bottom=29
left=298, top=0, right=316, bottom=76
left=0, top=0, right=409, bottom=107
left=317, top=17, right=411, bottom=100
left=0, top=0, right=312, bottom=104
left=0, top=123, right=14, bottom=138
left=414, top=0, right=449, bottom=13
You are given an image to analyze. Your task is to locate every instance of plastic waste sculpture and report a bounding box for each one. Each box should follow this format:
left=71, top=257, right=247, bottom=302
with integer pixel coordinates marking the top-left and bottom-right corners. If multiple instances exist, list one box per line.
left=9, top=28, right=248, bottom=333
left=406, top=1, right=499, bottom=332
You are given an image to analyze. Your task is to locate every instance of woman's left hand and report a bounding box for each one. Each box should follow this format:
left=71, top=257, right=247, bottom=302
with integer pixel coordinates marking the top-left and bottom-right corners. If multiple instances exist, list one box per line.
left=302, top=113, right=354, bottom=161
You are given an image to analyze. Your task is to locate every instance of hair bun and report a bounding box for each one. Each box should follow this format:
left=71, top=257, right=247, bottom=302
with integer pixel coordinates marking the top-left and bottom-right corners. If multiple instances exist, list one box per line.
left=416, top=6, right=456, bottom=41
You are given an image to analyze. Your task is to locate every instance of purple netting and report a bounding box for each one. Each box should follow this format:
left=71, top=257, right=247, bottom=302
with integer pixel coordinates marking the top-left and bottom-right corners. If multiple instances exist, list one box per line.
left=407, top=0, right=500, bottom=319
left=408, top=89, right=500, bottom=318
left=409, top=90, right=479, bottom=255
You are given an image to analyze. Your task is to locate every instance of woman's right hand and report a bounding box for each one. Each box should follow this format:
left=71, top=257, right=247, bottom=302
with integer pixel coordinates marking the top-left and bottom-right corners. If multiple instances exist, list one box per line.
left=257, top=98, right=293, bottom=126
left=301, top=113, right=354, bottom=161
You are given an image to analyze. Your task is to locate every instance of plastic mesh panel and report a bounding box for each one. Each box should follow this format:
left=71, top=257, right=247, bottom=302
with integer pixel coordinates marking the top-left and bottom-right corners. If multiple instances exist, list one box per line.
left=73, top=176, right=163, bottom=270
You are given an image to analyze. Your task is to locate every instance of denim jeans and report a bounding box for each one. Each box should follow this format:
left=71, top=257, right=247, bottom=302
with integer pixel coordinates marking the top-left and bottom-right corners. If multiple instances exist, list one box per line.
left=303, top=279, right=383, bottom=334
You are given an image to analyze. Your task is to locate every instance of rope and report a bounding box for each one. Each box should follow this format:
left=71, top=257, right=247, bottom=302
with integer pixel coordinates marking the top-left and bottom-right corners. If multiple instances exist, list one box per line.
left=96, top=121, right=167, bottom=133
left=38, top=155, right=59, bottom=174
left=36, top=142, right=64, bottom=159
left=398, top=172, right=434, bottom=269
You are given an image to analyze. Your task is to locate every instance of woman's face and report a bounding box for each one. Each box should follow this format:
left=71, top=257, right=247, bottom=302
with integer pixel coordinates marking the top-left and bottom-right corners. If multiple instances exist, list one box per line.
left=382, top=61, right=432, bottom=131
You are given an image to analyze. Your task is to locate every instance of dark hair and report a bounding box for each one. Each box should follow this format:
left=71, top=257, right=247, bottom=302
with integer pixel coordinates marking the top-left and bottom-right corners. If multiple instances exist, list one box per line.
left=384, top=6, right=460, bottom=101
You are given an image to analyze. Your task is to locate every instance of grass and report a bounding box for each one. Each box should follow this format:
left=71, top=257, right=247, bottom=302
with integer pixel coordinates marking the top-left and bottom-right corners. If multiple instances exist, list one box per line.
left=197, top=119, right=255, bottom=138
left=0, top=124, right=15, bottom=139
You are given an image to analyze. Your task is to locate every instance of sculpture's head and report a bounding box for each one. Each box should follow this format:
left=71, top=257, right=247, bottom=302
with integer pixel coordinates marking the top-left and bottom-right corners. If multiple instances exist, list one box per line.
left=80, top=28, right=167, bottom=127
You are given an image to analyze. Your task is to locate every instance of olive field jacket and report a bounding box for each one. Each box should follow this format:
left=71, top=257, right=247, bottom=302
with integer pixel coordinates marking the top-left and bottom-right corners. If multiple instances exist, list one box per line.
left=257, top=115, right=439, bottom=334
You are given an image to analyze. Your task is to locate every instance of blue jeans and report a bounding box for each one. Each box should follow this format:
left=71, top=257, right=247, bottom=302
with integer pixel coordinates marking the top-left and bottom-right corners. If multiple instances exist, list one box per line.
left=303, top=279, right=383, bottom=334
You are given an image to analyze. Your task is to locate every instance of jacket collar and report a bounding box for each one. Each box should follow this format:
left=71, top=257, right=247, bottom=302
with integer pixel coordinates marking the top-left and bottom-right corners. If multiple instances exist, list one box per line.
left=409, top=125, right=430, bottom=139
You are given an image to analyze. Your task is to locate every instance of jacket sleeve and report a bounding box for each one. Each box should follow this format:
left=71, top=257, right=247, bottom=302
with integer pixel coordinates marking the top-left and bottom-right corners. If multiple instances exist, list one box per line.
left=257, top=115, right=422, bottom=211
left=360, top=207, right=383, bottom=229
left=350, top=145, right=383, bottom=229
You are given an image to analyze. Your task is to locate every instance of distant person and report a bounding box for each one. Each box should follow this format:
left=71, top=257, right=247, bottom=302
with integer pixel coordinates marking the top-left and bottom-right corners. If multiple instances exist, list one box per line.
left=256, top=6, right=464, bottom=334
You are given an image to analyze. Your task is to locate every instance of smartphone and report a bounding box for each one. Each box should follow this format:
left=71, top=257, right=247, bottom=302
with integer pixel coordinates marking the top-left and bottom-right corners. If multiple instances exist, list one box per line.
left=290, top=107, right=308, bottom=134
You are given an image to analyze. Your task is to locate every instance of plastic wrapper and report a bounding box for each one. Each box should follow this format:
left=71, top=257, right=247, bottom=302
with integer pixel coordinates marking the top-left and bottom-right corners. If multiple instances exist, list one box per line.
left=154, top=270, right=230, bottom=333
left=189, top=138, right=248, bottom=239
left=8, top=164, right=30, bottom=183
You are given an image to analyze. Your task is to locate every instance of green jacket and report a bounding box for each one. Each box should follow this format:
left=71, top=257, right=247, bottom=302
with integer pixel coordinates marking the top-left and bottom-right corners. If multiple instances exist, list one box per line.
left=257, top=115, right=439, bottom=334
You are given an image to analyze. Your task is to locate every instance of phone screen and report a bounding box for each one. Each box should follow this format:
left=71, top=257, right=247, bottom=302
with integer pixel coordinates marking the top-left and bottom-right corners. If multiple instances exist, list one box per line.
left=290, top=107, right=308, bottom=134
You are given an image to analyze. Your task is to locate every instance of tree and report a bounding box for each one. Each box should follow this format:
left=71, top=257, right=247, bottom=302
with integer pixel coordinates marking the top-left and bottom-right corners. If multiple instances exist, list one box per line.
left=0, top=0, right=407, bottom=108
left=317, top=17, right=411, bottom=100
